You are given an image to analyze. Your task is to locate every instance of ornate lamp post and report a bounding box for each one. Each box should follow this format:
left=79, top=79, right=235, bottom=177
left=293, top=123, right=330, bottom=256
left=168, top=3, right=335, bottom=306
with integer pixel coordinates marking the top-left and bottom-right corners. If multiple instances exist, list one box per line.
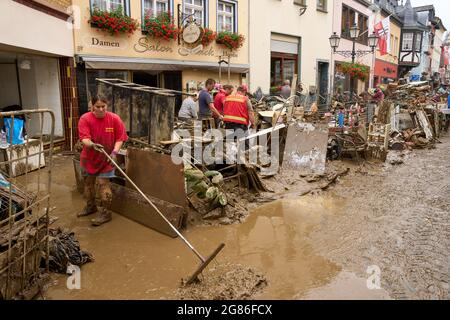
left=329, top=24, right=379, bottom=102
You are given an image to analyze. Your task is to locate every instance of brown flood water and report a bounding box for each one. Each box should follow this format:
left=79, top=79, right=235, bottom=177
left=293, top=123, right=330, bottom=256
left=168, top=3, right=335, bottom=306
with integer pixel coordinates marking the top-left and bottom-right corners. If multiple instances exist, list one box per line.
left=42, top=156, right=389, bottom=300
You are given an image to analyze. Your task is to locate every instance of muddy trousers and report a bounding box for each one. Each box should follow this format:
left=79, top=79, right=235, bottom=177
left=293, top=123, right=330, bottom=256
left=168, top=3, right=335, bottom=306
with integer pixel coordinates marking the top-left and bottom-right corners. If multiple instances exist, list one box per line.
left=84, top=176, right=112, bottom=210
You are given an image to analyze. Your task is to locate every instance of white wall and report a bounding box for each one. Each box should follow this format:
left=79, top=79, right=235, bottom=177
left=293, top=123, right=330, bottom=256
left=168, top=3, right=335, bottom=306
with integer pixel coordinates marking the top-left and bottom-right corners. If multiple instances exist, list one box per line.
left=249, top=0, right=333, bottom=93
left=34, top=58, right=64, bottom=137
left=0, top=64, right=20, bottom=108
left=18, top=57, right=64, bottom=137
left=0, top=0, right=73, bottom=57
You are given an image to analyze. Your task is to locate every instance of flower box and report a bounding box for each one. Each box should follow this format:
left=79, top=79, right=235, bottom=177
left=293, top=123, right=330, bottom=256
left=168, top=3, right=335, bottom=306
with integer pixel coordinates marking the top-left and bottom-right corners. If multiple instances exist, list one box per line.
left=216, top=31, right=245, bottom=50
left=201, top=28, right=217, bottom=47
left=340, top=62, right=370, bottom=81
left=89, top=6, right=139, bottom=36
left=143, top=12, right=179, bottom=41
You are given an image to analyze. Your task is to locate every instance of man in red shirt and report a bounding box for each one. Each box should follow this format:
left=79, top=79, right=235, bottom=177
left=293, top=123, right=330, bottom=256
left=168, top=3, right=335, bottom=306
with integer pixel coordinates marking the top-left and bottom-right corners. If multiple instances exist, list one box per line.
left=78, top=95, right=128, bottom=226
left=213, top=84, right=234, bottom=127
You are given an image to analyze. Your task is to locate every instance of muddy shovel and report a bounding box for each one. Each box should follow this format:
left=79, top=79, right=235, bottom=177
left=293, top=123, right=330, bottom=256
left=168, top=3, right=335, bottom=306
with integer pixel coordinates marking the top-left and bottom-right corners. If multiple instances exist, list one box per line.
left=96, top=146, right=225, bottom=286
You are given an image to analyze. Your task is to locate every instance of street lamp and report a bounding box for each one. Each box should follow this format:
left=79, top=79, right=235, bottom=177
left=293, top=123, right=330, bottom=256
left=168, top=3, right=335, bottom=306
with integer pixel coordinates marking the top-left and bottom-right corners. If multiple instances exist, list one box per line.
left=329, top=26, right=379, bottom=103
left=349, top=24, right=360, bottom=39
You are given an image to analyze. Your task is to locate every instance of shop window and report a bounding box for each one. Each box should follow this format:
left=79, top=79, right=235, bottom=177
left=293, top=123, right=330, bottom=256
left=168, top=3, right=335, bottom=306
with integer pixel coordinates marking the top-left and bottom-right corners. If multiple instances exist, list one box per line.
left=217, top=1, right=236, bottom=32
left=270, top=52, right=298, bottom=89
left=402, top=33, right=413, bottom=50
left=317, top=0, right=327, bottom=12
left=91, top=0, right=129, bottom=15
left=142, top=0, right=170, bottom=16
left=184, top=0, right=207, bottom=27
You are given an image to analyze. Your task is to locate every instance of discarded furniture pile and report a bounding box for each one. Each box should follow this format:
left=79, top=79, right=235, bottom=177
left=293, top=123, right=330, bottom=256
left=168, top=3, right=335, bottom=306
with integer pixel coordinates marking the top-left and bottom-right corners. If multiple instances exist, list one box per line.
left=383, top=82, right=447, bottom=152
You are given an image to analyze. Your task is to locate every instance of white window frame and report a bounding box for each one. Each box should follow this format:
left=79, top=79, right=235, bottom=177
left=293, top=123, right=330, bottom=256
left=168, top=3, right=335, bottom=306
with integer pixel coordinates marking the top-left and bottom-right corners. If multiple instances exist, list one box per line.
left=142, top=0, right=170, bottom=17
left=402, top=33, right=413, bottom=51
left=91, top=0, right=128, bottom=14
left=217, top=0, right=236, bottom=32
left=415, top=33, right=422, bottom=52
left=184, top=0, right=207, bottom=27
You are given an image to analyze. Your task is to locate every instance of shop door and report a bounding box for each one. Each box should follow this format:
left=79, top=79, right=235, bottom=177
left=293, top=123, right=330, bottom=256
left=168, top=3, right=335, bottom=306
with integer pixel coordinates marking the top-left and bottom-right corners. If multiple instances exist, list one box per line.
left=133, top=71, right=158, bottom=87
left=317, top=61, right=329, bottom=107
left=163, top=72, right=182, bottom=114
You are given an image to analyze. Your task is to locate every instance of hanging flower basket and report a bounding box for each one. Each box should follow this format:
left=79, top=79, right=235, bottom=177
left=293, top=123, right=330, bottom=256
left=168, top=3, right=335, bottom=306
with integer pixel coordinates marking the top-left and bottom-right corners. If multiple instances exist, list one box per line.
left=89, top=6, right=139, bottom=36
left=216, top=31, right=245, bottom=50
left=143, top=12, right=179, bottom=41
left=201, top=28, right=217, bottom=47
left=340, top=62, right=370, bottom=81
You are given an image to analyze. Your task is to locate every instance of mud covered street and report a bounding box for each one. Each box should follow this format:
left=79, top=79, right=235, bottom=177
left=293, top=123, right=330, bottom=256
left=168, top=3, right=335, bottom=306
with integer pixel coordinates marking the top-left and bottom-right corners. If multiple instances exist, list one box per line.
left=310, top=136, right=450, bottom=300
left=40, top=136, right=450, bottom=300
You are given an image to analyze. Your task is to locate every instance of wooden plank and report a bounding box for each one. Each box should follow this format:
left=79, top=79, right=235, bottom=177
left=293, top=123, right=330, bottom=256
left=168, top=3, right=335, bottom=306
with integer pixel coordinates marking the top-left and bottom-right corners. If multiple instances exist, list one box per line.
left=149, top=94, right=175, bottom=145
left=126, top=148, right=187, bottom=208
left=110, top=184, right=184, bottom=238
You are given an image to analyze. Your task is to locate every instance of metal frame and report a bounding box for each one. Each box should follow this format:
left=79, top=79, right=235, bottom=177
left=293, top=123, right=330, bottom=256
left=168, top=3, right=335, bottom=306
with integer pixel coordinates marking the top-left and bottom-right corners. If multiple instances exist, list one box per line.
left=0, top=109, right=55, bottom=300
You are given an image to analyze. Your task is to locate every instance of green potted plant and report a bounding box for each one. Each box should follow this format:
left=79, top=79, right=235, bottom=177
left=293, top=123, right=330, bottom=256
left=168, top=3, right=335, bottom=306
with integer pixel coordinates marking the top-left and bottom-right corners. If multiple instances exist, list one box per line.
left=216, top=31, right=245, bottom=50
left=142, top=11, right=179, bottom=41
left=89, top=5, right=139, bottom=36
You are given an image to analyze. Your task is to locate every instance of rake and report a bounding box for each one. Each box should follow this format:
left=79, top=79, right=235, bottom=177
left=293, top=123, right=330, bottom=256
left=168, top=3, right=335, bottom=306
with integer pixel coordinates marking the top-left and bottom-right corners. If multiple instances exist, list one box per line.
left=97, top=147, right=225, bottom=286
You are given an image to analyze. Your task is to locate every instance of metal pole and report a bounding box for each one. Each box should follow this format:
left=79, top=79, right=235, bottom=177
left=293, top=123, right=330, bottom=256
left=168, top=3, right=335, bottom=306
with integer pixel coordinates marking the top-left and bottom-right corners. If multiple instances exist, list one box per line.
left=227, top=55, right=231, bottom=84
left=99, top=148, right=207, bottom=263
left=219, top=56, right=222, bottom=84
left=350, top=39, right=356, bottom=103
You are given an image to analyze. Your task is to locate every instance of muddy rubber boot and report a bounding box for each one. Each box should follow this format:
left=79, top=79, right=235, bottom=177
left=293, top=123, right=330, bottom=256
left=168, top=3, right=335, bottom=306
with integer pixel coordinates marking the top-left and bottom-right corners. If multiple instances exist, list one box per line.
left=91, top=207, right=112, bottom=227
left=77, top=201, right=97, bottom=217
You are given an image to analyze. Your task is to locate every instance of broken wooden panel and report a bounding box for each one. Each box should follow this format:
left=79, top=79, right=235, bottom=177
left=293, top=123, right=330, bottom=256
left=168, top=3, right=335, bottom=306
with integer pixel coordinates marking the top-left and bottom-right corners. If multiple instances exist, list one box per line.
left=113, top=86, right=131, bottom=132
left=131, top=90, right=150, bottom=138
left=126, top=148, right=186, bottom=208
left=149, top=94, right=175, bottom=145
left=110, top=184, right=185, bottom=238
left=416, top=110, right=433, bottom=140
left=282, top=122, right=328, bottom=175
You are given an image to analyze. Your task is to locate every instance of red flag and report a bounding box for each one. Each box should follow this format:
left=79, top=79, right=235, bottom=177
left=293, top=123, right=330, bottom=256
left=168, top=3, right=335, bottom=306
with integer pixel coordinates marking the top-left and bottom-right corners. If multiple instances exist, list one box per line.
left=374, top=18, right=390, bottom=56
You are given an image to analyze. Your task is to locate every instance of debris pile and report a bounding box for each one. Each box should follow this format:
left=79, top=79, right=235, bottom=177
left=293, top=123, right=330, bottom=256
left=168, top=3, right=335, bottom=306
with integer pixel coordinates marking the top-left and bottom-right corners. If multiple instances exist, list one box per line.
left=47, top=228, right=94, bottom=274
left=176, top=263, right=268, bottom=300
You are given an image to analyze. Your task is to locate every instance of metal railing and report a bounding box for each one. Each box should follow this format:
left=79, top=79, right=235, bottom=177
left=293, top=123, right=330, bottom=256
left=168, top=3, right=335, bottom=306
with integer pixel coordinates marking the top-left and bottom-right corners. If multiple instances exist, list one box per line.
left=0, top=110, right=55, bottom=300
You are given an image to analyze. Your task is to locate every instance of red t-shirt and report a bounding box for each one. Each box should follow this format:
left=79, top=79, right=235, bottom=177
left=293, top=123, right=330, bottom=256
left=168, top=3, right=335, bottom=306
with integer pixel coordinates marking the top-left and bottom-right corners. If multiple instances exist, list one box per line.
left=213, top=90, right=227, bottom=118
left=78, top=112, right=128, bottom=175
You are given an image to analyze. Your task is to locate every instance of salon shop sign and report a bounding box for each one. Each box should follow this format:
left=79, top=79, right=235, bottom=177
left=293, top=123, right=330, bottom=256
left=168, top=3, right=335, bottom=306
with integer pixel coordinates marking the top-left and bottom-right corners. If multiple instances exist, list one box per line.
left=179, top=21, right=204, bottom=55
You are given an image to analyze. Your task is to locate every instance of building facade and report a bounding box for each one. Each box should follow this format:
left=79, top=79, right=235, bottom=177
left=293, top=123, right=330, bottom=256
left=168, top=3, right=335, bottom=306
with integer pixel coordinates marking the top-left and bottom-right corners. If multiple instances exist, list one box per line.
left=331, top=0, right=375, bottom=95
left=431, top=17, right=446, bottom=82
left=408, top=4, right=436, bottom=80
left=72, top=0, right=249, bottom=114
left=248, top=0, right=333, bottom=101
left=372, top=0, right=402, bottom=86
left=0, top=0, right=77, bottom=148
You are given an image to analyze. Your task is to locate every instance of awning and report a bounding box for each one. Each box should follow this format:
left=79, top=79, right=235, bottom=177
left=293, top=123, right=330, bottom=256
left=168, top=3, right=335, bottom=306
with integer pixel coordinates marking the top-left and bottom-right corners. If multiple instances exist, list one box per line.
left=78, top=55, right=250, bottom=73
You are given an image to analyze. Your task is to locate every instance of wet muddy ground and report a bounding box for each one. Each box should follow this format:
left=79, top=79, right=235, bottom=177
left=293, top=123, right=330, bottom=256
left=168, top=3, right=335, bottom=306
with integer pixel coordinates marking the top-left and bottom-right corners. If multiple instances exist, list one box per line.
left=39, top=135, right=449, bottom=300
